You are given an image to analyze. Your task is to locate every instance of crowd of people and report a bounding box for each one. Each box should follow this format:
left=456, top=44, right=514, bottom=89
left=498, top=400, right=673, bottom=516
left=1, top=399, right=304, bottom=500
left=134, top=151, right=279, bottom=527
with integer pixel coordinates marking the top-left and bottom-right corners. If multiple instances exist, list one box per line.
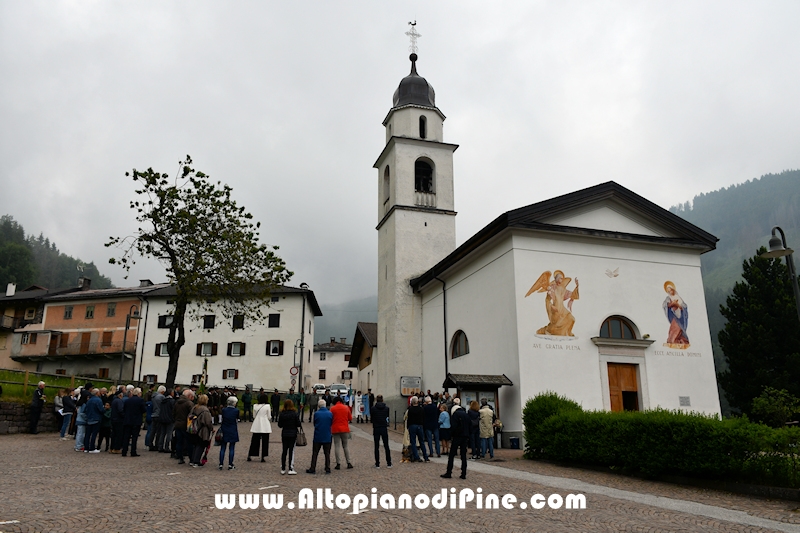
left=39, top=381, right=500, bottom=481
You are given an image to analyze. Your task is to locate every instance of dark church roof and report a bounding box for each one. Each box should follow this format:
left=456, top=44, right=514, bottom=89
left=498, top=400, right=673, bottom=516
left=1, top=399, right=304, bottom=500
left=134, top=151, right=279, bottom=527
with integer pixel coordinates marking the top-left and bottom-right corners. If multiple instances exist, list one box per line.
left=411, top=181, right=719, bottom=293
left=347, top=322, right=377, bottom=368
left=392, top=53, right=437, bottom=109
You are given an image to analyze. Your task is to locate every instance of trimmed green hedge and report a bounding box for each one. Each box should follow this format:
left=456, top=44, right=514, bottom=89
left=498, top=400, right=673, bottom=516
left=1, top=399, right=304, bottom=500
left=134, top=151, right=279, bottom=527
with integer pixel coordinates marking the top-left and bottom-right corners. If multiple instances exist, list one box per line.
left=523, top=393, right=800, bottom=488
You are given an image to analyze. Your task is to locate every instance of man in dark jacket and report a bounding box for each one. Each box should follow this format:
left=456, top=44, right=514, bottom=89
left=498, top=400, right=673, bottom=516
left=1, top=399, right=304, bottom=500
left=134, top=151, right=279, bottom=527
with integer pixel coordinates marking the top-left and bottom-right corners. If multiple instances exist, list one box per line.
left=442, top=399, right=469, bottom=479
left=371, top=395, right=391, bottom=468
left=157, top=389, right=175, bottom=453
left=122, top=388, right=147, bottom=457
left=173, top=389, right=195, bottom=464
left=422, top=396, right=440, bottom=457
left=110, top=388, right=125, bottom=453
left=406, top=396, right=428, bottom=462
left=29, top=381, right=47, bottom=434
left=270, top=389, right=281, bottom=422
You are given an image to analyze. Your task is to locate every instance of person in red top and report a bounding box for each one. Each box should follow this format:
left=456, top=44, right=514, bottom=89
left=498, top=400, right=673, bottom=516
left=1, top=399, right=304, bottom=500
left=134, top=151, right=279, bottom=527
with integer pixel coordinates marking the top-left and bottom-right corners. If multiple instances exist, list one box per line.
left=330, top=396, right=353, bottom=469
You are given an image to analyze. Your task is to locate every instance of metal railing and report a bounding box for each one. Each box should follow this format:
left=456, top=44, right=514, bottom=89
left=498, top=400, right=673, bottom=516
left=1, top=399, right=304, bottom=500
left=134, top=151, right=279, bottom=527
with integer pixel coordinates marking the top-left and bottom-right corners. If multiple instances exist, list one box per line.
left=20, top=340, right=138, bottom=357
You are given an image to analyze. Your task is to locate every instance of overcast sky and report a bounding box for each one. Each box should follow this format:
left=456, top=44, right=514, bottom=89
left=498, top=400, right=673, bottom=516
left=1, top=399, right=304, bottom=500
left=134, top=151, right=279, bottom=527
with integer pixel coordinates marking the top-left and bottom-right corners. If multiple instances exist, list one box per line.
left=2, top=1, right=799, bottom=307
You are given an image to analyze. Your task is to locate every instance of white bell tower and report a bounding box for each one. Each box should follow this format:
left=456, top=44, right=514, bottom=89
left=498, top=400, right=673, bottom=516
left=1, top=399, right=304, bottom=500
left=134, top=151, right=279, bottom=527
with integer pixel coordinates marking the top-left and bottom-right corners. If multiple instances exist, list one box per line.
left=373, top=48, right=458, bottom=412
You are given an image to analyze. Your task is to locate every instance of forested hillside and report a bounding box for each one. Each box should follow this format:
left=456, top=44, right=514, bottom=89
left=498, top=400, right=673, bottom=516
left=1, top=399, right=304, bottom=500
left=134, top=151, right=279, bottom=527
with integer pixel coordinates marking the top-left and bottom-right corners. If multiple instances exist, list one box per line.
left=0, top=215, right=113, bottom=290
left=670, top=169, right=800, bottom=410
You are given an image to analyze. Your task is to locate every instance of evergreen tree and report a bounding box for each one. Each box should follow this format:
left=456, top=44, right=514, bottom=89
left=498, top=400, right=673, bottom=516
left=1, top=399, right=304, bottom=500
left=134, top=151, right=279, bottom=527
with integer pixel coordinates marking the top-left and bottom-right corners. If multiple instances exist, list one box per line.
left=0, top=215, right=37, bottom=287
left=718, top=247, right=800, bottom=414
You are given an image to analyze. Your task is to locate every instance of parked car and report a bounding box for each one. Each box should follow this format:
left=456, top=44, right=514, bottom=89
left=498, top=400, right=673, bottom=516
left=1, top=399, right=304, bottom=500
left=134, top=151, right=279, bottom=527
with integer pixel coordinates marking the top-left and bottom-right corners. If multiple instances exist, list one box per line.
left=329, top=383, right=348, bottom=396
left=313, top=384, right=326, bottom=395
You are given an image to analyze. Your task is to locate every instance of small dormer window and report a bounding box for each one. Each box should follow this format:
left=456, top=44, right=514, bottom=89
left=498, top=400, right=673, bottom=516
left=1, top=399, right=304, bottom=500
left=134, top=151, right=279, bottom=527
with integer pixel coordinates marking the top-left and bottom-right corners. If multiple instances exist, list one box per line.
left=419, top=115, right=427, bottom=139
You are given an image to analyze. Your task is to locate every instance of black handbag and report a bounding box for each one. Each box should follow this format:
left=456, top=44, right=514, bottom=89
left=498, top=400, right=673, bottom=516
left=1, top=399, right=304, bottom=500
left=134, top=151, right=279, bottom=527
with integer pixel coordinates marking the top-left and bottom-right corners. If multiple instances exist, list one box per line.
left=295, top=426, right=307, bottom=446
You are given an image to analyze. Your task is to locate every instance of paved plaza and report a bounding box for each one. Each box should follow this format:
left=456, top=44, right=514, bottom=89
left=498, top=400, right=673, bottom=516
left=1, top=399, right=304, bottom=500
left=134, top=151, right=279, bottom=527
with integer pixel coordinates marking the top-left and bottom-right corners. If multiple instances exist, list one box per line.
left=2, top=422, right=800, bottom=533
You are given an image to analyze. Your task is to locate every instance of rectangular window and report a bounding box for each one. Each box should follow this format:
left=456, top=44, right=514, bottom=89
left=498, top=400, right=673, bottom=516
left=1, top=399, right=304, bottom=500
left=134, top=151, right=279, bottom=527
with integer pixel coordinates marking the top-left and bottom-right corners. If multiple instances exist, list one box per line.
left=197, top=342, right=217, bottom=356
left=55, top=369, right=66, bottom=375
left=191, top=374, right=203, bottom=384
left=21, top=332, right=38, bottom=344
left=24, top=308, right=35, bottom=320
left=227, top=342, right=246, bottom=356
left=319, top=352, right=326, bottom=361
left=268, top=314, right=280, bottom=328
left=266, top=340, right=284, bottom=356
left=155, top=343, right=170, bottom=357
left=271, top=296, right=279, bottom=303
left=98, top=368, right=110, bottom=378
left=64, top=306, right=73, bottom=319
left=344, top=353, right=350, bottom=361
left=157, top=315, right=174, bottom=328
left=144, top=375, right=157, bottom=385
left=318, top=369, right=326, bottom=380
left=342, top=370, right=352, bottom=380
left=101, top=331, right=113, bottom=347
left=59, top=333, right=69, bottom=348
left=203, top=315, right=216, bottom=329
left=106, top=303, right=116, bottom=317
left=223, top=369, right=239, bottom=379
left=85, top=305, right=95, bottom=319
left=232, top=314, right=245, bottom=330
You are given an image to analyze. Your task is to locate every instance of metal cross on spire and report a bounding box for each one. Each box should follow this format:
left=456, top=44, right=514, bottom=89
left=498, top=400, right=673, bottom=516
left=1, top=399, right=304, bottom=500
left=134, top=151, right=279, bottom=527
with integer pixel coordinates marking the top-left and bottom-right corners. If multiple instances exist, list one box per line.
left=405, top=21, right=421, bottom=54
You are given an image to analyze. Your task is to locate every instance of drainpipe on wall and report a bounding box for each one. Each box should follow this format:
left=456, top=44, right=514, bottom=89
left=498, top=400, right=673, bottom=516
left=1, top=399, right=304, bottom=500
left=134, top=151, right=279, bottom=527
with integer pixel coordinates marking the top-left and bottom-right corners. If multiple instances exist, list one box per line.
left=298, top=284, right=308, bottom=392
left=136, top=296, right=149, bottom=383
left=435, top=277, right=448, bottom=387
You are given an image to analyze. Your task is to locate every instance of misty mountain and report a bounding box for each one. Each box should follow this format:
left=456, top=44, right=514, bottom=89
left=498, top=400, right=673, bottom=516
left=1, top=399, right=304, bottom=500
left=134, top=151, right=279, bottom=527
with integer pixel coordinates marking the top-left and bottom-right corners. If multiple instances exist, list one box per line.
left=313, top=295, right=377, bottom=345
left=670, top=169, right=800, bottom=411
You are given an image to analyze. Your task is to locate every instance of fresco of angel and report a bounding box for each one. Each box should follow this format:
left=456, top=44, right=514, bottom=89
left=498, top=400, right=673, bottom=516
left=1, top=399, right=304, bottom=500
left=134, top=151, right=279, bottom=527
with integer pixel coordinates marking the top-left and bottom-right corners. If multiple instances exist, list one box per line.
left=525, top=270, right=579, bottom=336
left=663, top=281, right=690, bottom=348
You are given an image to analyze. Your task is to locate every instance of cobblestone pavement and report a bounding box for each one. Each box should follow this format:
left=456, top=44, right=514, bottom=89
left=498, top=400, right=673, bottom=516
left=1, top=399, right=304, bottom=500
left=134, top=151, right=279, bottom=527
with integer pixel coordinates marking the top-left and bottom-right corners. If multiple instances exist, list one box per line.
left=1, top=422, right=800, bottom=533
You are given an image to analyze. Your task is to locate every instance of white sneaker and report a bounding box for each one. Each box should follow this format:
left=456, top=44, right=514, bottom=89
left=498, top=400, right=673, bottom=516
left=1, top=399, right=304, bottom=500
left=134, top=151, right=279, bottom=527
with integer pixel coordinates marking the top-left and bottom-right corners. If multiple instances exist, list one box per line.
left=288, top=470, right=297, bottom=475
left=281, top=469, right=286, bottom=475
left=89, top=449, right=101, bottom=454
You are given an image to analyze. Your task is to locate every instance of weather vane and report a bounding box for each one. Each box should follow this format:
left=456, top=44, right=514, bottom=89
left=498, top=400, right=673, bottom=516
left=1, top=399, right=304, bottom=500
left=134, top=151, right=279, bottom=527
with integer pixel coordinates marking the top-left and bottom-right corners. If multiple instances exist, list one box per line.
left=405, top=21, right=421, bottom=54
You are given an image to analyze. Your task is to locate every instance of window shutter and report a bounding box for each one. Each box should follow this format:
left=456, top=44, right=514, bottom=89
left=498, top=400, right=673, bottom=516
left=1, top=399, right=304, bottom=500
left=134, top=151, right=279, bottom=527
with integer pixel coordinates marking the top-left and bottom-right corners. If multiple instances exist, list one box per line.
left=278, top=341, right=284, bottom=355
left=241, top=343, right=246, bottom=356
left=222, top=369, right=227, bottom=380
left=196, top=343, right=202, bottom=356
left=211, top=343, right=218, bottom=356
left=234, top=369, right=239, bottom=379
left=266, top=341, right=271, bottom=356
left=227, top=343, right=232, bottom=356
left=155, top=343, right=160, bottom=357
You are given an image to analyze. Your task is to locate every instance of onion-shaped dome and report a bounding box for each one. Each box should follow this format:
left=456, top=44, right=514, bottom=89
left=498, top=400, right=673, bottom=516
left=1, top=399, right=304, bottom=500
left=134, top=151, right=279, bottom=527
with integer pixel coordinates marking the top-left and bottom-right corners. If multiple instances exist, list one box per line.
left=392, top=53, right=436, bottom=108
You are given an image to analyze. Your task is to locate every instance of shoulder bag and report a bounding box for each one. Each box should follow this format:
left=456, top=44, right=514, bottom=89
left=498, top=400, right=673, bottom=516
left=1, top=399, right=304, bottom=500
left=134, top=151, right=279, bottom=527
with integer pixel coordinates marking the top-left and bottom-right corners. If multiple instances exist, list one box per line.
left=295, top=425, right=307, bottom=447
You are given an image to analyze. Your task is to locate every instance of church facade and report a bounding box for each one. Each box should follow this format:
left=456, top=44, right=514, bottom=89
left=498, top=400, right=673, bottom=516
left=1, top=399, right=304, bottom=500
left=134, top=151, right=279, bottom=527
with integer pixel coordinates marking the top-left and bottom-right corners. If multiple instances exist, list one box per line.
left=351, top=53, right=722, bottom=445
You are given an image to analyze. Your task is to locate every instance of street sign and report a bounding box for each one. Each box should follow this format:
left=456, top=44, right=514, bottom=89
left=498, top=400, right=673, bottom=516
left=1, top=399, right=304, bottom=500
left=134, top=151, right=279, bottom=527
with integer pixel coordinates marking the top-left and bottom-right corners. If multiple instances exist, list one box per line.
left=291, top=378, right=297, bottom=386
left=290, top=366, right=299, bottom=376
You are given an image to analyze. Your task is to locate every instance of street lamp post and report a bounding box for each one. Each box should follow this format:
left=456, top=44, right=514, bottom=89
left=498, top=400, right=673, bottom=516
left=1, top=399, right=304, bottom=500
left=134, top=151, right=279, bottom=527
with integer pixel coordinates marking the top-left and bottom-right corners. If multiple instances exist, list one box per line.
left=761, top=226, right=800, bottom=324
left=118, top=304, right=141, bottom=384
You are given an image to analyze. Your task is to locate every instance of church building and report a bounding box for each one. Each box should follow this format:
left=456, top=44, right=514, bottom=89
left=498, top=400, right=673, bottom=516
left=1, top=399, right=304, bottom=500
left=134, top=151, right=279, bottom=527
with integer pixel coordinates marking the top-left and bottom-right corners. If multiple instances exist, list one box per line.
left=350, top=51, right=722, bottom=446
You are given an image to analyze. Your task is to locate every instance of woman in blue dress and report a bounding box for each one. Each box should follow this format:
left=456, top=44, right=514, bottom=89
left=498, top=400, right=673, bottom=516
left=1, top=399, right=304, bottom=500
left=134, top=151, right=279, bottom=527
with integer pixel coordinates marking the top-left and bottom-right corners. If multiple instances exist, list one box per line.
left=219, top=396, right=240, bottom=470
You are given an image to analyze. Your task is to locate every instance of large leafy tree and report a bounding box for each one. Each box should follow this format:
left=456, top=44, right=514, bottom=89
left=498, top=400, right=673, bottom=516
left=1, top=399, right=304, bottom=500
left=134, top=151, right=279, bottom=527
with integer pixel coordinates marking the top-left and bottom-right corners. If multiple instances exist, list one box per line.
left=718, top=247, right=800, bottom=415
left=107, top=156, right=292, bottom=387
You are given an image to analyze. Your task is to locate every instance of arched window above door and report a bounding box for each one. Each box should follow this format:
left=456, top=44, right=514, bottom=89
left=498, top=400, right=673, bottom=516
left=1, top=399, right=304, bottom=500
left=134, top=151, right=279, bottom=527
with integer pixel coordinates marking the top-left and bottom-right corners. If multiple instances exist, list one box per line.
left=600, top=316, right=637, bottom=340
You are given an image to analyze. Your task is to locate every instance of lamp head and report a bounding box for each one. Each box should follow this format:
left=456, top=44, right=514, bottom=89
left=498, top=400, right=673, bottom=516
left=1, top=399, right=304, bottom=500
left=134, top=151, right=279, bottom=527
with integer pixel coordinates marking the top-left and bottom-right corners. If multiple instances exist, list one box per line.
left=761, top=235, right=794, bottom=259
